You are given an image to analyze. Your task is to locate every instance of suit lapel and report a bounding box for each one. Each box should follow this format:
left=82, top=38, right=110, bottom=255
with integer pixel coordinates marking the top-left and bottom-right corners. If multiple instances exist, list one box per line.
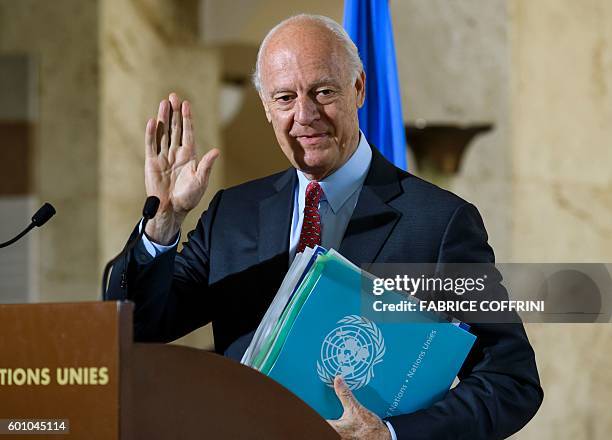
left=340, top=147, right=403, bottom=266
left=258, top=169, right=296, bottom=264
left=256, top=147, right=403, bottom=266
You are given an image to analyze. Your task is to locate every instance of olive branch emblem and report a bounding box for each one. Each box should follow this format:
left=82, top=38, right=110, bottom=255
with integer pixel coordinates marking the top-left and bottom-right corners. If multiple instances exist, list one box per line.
left=317, top=315, right=386, bottom=390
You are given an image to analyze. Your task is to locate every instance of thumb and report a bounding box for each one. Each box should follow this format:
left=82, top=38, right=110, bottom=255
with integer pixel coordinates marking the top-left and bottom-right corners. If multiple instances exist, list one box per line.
left=196, top=148, right=220, bottom=188
left=333, top=376, right=357, bottom=416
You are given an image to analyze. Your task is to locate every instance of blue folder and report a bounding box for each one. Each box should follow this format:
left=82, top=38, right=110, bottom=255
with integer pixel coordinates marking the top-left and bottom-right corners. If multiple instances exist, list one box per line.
left=266, top=251, right=476, bottom=419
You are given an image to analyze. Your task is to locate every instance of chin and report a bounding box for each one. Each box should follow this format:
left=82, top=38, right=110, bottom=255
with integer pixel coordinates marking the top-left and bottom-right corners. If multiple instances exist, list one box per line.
left=283, top=140, right=337, bottom=177
left=298, top=159, right=338, bottom=180
left=301, top=151, right=333, bottom=170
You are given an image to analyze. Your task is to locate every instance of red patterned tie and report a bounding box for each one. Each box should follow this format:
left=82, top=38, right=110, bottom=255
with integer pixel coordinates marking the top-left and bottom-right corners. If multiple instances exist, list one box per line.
left=297, top=181, right=323, bottom=253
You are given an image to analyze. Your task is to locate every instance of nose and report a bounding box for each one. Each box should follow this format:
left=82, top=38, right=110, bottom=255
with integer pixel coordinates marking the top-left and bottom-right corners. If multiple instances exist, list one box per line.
left=294, top=95, right=320, bottom=126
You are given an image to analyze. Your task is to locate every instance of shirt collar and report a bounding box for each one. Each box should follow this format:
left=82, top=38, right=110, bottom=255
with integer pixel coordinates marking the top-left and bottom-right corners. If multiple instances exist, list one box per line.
left=296, top=131, right=372, bottom=214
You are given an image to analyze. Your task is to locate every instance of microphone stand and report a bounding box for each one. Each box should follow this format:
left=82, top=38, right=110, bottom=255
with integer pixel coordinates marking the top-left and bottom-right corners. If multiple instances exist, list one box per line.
left=101, top=196, right=160, bottom=300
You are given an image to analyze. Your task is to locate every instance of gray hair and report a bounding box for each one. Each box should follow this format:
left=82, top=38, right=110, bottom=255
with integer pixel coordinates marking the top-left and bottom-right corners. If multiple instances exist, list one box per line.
left=252, top=14, right=363, bottom=93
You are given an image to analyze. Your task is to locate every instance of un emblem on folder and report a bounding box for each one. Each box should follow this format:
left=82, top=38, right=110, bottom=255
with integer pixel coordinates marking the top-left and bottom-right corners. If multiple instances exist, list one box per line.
left=316, top=315, right=386, bottom=390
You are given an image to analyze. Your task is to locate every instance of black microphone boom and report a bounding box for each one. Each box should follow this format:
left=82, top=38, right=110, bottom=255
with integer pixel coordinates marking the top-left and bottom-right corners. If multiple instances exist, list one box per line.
left=0, top=202, right=56, bottom=249
left=101, top=196, right=160, bottom=300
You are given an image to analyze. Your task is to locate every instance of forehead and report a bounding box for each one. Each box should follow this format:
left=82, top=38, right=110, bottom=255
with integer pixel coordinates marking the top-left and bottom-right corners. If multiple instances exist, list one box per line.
left=261, top=37, right=347, bottom=94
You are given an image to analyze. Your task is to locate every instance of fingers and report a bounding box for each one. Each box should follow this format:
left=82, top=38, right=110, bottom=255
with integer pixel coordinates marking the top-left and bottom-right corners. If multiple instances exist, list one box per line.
left=196, top=148, right=220, bottom=188
left=329, top=377, right=385, bottom=439
left=144, top=118, right=156, bottom=158
left=334, top=376, right=358, bottom=417
left=168, top=93, right=182, bottom=158
left=151, top=94, right=196, bottom=163
left=156, top=100, right=170, bottom=155
left=182, top=100, right=195, bottom=151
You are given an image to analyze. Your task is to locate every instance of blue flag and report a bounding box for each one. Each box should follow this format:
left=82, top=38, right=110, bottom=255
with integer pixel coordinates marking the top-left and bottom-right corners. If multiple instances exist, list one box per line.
left=343, top=0, right=407, bottom=169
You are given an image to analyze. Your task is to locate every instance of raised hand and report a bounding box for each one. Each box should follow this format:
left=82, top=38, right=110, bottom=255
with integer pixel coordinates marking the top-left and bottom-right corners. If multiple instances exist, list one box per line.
left=144, top=93, right=219, bottom=244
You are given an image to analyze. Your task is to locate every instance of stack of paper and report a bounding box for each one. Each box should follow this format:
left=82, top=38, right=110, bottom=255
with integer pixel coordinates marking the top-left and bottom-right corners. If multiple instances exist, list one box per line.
left=242, top=248, right=476, bottom=420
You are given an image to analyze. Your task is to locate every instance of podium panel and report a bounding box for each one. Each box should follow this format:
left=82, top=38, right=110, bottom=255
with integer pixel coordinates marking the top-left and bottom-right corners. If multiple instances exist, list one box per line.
left=0, top=301, right=339, bottom=440
left=0, top=301, right=126, bottom=439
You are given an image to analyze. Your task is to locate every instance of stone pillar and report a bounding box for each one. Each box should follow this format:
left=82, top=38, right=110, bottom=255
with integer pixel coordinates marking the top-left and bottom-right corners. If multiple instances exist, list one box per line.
left=510, top=0, right=612, bottom=261
left=391, top=0, right=512, bottom=259
left=0, top=0, right=100, bottom=301
left=509, top=1, right=612, bottom=438
left=99, top=0, right=222, bottom=262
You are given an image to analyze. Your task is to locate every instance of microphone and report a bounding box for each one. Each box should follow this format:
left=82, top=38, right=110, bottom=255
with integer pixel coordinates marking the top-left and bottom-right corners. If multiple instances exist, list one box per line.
left=101, top=196, right=160, bottom=300
left=142, top=196, right=160, bottom=220
left=0, top=202, right=56, bottom=249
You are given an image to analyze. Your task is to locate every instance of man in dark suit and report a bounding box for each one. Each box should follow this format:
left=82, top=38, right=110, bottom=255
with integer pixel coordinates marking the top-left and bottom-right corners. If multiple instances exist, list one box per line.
left=108, top=14, right=542, bottom=440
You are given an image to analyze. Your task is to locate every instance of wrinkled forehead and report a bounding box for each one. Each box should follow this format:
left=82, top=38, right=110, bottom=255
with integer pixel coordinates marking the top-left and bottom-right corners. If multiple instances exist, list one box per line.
left=260, top=33, right=348, bottom=94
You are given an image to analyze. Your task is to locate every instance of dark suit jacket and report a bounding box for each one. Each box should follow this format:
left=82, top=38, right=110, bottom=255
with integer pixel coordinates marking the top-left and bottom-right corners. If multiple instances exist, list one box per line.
left=108, top=147, right=543, bottom=439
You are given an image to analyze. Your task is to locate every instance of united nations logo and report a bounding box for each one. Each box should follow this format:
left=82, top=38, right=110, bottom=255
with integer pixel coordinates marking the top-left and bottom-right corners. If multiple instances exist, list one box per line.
left=316, top=315, right=386, bottom=390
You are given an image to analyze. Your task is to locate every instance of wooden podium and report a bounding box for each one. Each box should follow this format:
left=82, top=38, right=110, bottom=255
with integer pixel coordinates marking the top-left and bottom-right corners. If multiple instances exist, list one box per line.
left=0, top=301, right=339, bottom=439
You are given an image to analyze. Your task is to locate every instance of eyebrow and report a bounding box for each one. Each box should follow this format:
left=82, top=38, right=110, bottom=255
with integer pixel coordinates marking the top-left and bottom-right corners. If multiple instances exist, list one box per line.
left=269, top=77, right=343, bottom=97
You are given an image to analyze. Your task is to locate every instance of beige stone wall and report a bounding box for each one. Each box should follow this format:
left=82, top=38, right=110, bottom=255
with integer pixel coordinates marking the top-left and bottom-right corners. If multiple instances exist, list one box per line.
left=0, top=0, right=99, bottom=301
left=509, top=1, right=612, bottom=438
left=510, top=0, right=612, bottom=262
left=392, top=0, right=512, bottom=260
left=201, top=0, right=343, bottom=44
left=99, top=0, right=222, bottom=264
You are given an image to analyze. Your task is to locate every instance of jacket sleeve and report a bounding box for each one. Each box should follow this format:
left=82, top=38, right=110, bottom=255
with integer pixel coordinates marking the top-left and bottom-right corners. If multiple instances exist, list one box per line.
left=106, top=190, right=225, bottom=342
left=386, top=203, right=544, bottom=439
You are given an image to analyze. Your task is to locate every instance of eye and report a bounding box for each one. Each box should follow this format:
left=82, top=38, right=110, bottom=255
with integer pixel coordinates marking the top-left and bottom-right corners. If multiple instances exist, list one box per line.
left=275, top=94, right=294, bottom=103
left=315, top=89, right=337, bottom=102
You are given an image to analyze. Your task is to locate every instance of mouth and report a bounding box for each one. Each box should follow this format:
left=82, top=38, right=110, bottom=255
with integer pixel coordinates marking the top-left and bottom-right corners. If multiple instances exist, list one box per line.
left=295, top=133, right=329, bottom=146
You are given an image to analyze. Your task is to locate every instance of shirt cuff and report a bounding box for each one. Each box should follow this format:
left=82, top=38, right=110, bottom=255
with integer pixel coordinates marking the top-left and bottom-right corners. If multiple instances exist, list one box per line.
left=138, top=219, right=180, bottom=257
left=385, top=420, right=398, bottom=440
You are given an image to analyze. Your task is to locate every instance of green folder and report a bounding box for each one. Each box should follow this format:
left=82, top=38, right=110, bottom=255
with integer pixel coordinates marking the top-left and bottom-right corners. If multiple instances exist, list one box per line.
left=253, top=255, right=328, bottom=372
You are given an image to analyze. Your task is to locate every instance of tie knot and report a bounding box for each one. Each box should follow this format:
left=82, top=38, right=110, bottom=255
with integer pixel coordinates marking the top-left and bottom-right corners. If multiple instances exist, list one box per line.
left=305, top=181, right=323, bottom=207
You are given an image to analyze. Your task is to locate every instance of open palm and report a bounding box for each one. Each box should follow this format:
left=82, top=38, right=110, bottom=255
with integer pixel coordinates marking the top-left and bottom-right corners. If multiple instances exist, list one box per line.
left=144, top=93, right=219, bottom=243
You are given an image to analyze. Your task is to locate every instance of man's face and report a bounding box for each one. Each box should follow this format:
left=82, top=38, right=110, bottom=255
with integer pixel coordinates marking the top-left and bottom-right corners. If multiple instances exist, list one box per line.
left=259, top=28, right=365, bottom=180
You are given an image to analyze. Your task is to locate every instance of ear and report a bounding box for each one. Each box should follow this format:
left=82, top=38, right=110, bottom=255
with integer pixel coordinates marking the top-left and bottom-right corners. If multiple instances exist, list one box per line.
left=355, top=70, right=366, bottom=109
left=259, top=92, right=272, bottom=123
